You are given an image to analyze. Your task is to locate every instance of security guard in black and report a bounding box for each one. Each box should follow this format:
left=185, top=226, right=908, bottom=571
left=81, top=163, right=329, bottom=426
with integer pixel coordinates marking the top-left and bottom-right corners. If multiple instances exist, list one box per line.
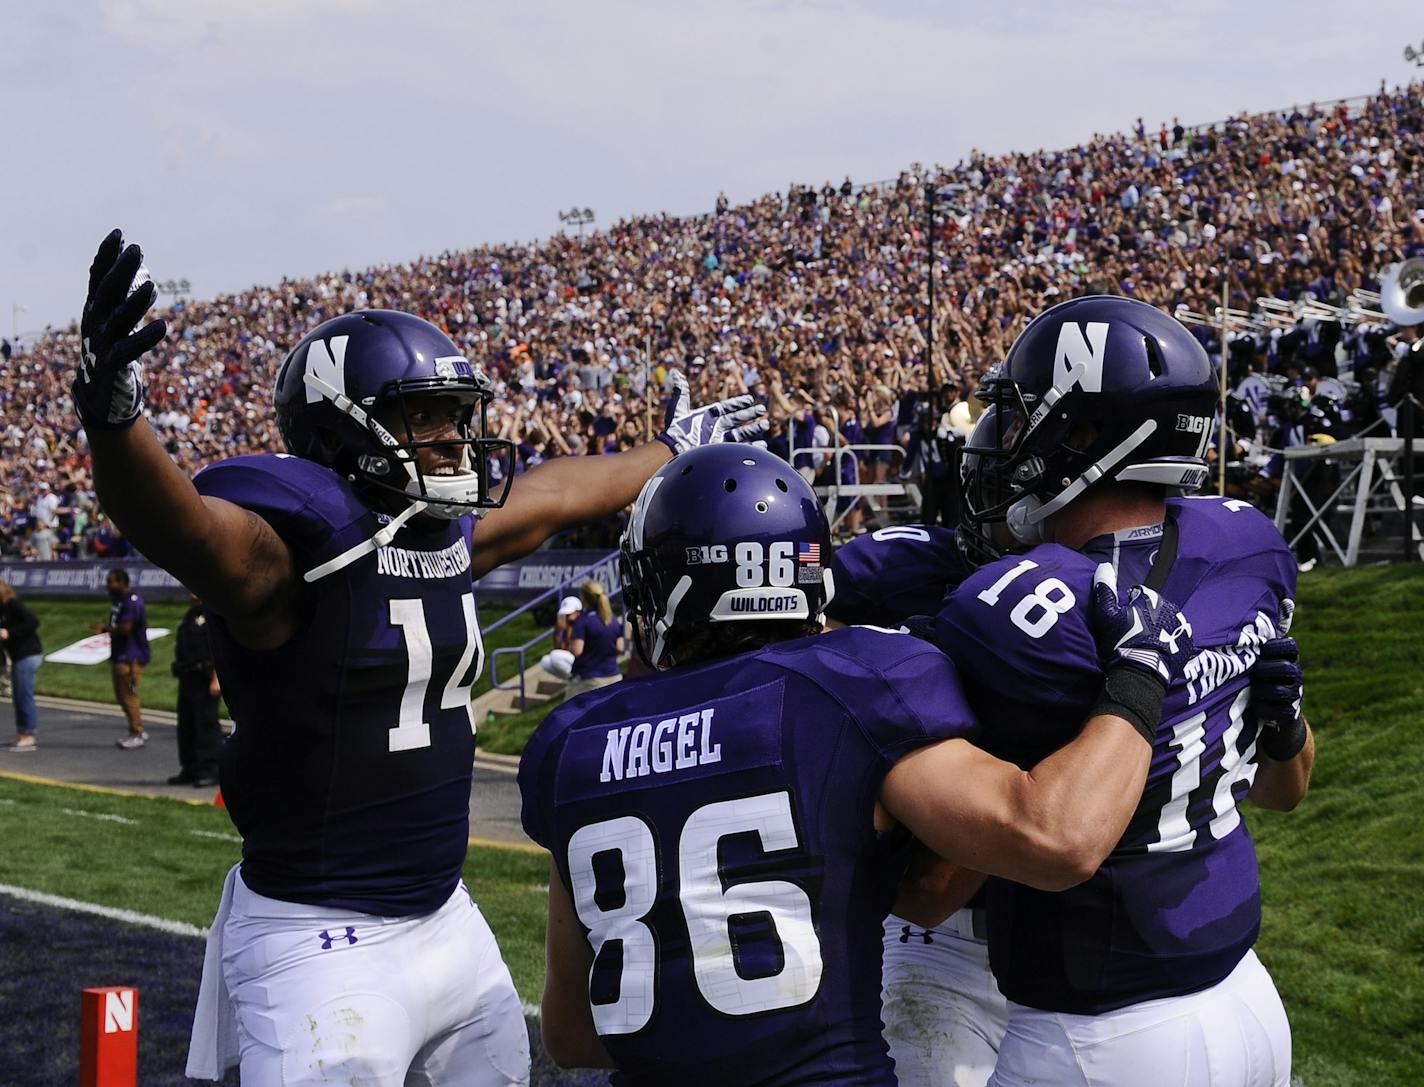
left=168, top=593, right=223, bottom=787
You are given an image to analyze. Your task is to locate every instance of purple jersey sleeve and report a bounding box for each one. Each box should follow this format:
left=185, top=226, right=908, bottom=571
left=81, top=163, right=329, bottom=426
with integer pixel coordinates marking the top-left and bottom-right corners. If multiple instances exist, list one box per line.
left=934, top=544, right=1101, bottom=766
left=826, top=525, right=970, bottom=627
left=194, top=453, right=370, bottom=571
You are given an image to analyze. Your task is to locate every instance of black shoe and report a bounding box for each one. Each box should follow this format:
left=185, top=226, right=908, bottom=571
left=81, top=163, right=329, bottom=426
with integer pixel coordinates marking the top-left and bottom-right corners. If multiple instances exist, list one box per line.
left=191, top=774, right=221, bottom=788
left=167, top=771, right=197, bottom=785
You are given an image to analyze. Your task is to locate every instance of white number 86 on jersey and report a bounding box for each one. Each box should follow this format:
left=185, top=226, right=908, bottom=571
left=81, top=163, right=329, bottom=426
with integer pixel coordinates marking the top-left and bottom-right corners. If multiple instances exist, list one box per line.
left=567, top=791, right=824, bottom=1034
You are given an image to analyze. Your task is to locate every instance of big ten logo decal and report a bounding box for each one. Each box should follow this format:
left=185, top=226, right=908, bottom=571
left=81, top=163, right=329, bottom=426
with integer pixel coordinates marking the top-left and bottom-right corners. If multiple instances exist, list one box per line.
left=685, top=545, right=729, bottom=565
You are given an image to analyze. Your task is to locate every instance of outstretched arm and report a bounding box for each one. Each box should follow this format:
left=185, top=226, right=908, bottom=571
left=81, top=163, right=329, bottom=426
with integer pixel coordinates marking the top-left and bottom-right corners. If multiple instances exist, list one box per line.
left=77, top=231, right=300, bottom=645
left=470, top=372, right=766, bottom=577
left=471, top=442, right=670, bottom=578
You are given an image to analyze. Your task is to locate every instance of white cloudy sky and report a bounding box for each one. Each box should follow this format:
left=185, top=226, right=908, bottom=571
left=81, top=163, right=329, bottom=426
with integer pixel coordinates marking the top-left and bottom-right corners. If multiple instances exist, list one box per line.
left=2, top=0, right=1419, bottom=336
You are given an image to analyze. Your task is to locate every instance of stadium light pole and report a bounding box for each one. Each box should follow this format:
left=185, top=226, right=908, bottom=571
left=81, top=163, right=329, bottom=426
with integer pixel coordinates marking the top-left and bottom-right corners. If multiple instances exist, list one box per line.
left=11, top=301, right=28, bottom=341
left=156, top=278, right=192, bottom=302
left=924, top=182, right=967, bottom=417
left=559, top=207, right=596, bottom=238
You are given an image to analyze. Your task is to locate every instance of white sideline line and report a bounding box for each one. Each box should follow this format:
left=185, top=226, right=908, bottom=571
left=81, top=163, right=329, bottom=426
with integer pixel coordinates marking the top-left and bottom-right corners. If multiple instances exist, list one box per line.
left=62, top=807, right=139, bottom=825
left=0, top=883, right=207, bottom=939
left=189, top=829, right=242, bottom=843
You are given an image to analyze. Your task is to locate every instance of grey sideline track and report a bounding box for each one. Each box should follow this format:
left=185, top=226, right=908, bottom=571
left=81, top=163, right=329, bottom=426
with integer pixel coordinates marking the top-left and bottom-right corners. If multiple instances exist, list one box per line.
left=0, top=694, right=540, bottom=852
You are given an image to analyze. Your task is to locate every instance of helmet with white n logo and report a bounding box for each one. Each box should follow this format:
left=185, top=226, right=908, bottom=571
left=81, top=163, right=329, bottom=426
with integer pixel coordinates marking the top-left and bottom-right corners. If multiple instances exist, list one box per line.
left=620, top=444, right=832, bottom=669
left=274, top=310, right=513, bottom=519
left=960, top=296, right=1217, bottom=563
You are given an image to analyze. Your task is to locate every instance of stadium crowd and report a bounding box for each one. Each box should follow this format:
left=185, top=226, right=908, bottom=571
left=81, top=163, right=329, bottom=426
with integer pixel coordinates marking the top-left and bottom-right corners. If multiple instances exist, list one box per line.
left=3, top=81, right=1422, bottom=559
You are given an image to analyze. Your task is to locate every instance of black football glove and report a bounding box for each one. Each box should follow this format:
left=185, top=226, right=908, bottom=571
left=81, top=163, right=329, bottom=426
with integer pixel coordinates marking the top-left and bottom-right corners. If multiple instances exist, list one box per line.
left=75, top=229, right=167, bottom=431
left=1251, top=601, right=1307, bottom=761
left=1088, top=562, right=1196, bottom=744
left=656, top=370, right=769, bottom=454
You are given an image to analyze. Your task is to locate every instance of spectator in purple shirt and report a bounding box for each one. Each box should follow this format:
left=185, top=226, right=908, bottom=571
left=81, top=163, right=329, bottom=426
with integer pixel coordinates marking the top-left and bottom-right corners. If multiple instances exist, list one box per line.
left=95, top=568, right=151, bottom=748
left=565, top=579, right=624, bottom=700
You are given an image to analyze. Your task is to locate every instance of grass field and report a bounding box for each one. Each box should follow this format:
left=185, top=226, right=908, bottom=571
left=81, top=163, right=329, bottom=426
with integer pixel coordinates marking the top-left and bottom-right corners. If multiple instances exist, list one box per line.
left=2, top=566, right=1421, bottom=1084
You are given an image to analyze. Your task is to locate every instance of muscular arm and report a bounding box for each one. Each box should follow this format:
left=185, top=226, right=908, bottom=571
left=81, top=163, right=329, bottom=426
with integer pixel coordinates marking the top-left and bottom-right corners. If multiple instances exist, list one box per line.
left=470, top=442, right=672, bottom=578
left=541, top=861, right=616, bottom=1070
left=879, top=713, right=1152, bottom=892
left=88, top=422, right=301, bottom=647
left=1249, top=717, right=1315, bottom=811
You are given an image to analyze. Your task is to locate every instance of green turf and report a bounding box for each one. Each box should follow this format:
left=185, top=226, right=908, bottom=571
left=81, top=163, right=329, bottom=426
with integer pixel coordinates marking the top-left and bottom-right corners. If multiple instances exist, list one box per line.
left=1246, top=565, right=1424, bottom=1086
left=0, top=774, right=551, bottom=1002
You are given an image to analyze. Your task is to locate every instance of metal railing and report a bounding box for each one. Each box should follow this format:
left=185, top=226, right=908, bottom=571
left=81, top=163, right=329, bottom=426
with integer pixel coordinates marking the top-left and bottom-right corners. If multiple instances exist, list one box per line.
left=486, top=549, right=623, bottom=711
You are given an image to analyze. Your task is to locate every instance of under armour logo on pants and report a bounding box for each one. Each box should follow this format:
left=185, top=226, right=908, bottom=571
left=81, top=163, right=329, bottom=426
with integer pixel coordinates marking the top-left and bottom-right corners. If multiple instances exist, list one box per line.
left=318, top=927, right=358, bottom=950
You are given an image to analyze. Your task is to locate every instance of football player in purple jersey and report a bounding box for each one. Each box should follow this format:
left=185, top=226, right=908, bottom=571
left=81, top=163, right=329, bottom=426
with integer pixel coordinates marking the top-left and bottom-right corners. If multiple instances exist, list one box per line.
left=73, top=230, right=767, bottom=1087
left=518, top=444, right=1199, bottom=1086
left=826, top=526, right=1006, bottom=1087
left=931, top=296, right=1314, bottom=1087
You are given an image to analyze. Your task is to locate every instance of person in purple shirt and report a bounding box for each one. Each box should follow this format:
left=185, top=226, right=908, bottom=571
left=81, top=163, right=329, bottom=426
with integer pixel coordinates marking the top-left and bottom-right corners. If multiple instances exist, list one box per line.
left=72, top=230, right=768, bottom=1087
left=939, top=296, right=1314, bottom=1087
left=99, top=568, right=150, bottom=749
left=520, top=444, right=1197, bottom=1085
left=566, top=578, right=624, bottom=699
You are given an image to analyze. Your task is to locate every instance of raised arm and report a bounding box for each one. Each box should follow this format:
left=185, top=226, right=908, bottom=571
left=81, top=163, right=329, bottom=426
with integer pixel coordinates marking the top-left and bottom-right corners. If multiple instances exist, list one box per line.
left=470, top=372, right=766, bottom=577
left=77, top=232, right=300, bottom=642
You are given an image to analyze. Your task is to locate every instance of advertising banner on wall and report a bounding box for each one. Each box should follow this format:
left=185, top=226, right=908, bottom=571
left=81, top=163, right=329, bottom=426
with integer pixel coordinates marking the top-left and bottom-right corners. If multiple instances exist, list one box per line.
left=0, top=549, right=617, bottom=604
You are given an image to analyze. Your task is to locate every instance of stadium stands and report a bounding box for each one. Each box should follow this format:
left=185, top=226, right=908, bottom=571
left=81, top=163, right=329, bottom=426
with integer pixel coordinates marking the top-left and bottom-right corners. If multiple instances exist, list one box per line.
left=3, top=82, right=1422, bottom=558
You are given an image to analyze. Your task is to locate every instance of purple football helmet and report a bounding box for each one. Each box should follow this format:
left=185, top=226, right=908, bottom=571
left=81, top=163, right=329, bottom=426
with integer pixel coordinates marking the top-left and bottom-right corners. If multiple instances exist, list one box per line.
left=960, top=296, right=1217, bottom=563
left=274, top=310, right=513, bottom=518
left=620, top=444, right=833, bottom=669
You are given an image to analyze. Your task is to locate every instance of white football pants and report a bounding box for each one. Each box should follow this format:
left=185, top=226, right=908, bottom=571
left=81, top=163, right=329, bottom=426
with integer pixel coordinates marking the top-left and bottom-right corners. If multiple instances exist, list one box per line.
left=217, top=870, right=529, bottom=1086
left=988, top=948, right=1291, bottom=1087
left=881, top=910, right=1009, bottom=1087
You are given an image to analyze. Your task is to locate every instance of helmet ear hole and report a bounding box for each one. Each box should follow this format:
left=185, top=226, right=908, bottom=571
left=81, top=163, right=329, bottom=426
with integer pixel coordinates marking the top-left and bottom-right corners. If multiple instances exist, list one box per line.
left=1144, top=337, right=1164, bottom=379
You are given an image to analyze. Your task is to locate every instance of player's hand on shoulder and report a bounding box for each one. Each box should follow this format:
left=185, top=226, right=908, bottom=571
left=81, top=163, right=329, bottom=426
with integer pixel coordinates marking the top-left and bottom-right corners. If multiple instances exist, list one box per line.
left=76, top=229, right=167, bottom=431
left=656, top=370, right=769, bottom=454
left=1250, top=600, right=1308, bottom=761
left=1089, top=563, right=1194, bottom=687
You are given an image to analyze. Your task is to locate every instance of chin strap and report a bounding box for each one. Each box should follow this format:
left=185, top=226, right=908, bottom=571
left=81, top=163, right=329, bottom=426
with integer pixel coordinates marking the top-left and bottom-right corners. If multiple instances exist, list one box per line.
left=303, top=500, right=428, bottom=583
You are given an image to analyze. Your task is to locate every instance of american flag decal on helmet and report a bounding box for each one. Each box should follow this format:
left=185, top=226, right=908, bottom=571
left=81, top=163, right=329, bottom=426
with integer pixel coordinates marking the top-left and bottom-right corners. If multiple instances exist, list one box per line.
left=798, top=542, right=821, bottom=564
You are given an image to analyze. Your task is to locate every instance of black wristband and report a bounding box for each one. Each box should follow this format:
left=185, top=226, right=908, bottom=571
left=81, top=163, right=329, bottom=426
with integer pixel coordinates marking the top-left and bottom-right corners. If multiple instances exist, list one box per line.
left=1089, top=665, right=1165, bottom=745
left=1260, top=715, right=1307, bottom=761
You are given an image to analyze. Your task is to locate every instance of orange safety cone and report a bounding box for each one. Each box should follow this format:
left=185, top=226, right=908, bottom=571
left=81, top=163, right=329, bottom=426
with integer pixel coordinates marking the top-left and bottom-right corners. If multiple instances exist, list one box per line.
left=213, top=787, right=225, bottom=809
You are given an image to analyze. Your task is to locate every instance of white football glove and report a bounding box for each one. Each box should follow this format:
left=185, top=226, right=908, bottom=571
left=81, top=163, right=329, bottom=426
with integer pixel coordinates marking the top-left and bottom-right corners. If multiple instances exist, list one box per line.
left=656, top=370, right=769, bottom=455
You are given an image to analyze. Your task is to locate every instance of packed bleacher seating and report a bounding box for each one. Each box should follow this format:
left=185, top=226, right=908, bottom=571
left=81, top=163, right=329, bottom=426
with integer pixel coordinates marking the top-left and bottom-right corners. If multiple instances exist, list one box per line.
left=3, top=81, right=1422, bottom=558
